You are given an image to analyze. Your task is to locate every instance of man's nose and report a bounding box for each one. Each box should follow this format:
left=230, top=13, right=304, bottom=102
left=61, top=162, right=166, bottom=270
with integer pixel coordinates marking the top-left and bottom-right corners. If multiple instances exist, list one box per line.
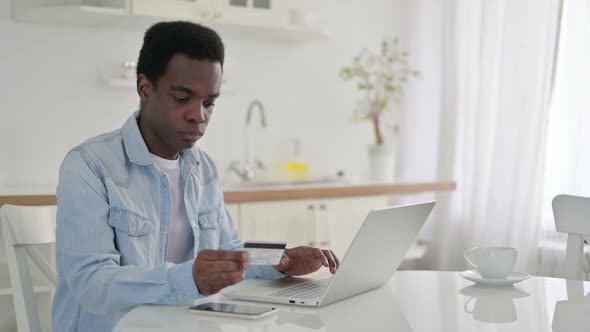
left=186, top=104, right=206, bottom=123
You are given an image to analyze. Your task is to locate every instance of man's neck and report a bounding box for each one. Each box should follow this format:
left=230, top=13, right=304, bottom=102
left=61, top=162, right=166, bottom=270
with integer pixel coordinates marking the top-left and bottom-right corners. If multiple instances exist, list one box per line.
left=136, top=113, right=180, bottom=160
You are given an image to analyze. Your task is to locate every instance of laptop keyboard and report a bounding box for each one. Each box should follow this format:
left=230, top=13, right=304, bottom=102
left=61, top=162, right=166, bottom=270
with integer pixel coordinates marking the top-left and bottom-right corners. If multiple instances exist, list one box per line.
left=267, top=278, right=331, bottom=299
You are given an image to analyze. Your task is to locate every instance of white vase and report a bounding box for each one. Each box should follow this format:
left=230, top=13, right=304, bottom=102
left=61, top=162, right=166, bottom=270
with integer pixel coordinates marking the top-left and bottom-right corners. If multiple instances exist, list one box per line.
left=368, top=144, right=395, bottom=182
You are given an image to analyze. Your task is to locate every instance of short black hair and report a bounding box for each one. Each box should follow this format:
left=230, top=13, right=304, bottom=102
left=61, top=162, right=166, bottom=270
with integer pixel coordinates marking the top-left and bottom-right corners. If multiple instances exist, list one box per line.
left=136, top=21, right=225, bottom=87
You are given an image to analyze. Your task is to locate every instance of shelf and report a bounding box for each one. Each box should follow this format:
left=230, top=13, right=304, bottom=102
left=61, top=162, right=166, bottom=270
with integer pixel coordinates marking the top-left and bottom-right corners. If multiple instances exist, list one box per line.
left=13, top=3, right=129, bottom=28
left=211, top=23, right=330, bottom=43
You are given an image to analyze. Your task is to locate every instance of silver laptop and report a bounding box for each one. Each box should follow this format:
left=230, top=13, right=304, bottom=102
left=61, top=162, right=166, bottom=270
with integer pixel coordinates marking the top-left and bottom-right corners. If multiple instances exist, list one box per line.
left=224, top=201, right=436, bottom=307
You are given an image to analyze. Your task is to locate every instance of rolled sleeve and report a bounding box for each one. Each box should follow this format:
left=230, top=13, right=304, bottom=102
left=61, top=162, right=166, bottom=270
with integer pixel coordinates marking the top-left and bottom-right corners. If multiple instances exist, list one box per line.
left=161, top=261, right=199, bottom=304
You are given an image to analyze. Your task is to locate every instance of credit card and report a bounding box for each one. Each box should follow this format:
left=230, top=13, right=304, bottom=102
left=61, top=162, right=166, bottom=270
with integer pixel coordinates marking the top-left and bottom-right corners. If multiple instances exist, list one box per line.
left=243, top=241, right=287, bottom=265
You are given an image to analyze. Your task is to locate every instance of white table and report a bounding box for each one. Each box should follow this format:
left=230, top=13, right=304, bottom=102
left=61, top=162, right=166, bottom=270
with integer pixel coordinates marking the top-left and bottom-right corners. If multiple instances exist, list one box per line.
left=114, top=271, right=590, bottom=331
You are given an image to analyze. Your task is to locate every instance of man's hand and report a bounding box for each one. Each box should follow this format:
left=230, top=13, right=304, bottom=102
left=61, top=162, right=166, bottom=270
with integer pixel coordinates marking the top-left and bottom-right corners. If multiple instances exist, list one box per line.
left=274, top=246, right=340, bottom=276
left=192, top=249, right=249, bottom=296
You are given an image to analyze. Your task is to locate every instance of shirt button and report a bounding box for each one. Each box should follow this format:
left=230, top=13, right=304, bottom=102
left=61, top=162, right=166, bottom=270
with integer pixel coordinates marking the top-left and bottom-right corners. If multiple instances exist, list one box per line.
left=161, top=226, right=167, bottom=232
left=162, top=181, right=168, bottom=188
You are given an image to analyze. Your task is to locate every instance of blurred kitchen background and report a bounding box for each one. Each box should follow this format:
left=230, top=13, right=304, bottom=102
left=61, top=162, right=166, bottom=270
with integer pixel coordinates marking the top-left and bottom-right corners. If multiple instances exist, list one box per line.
left=0, top=0, right=444, bottom=187
left=1, top=0, right=590, bottom=330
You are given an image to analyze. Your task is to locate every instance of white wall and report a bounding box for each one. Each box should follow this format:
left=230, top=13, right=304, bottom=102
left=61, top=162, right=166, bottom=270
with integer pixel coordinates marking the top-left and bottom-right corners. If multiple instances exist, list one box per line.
left=0, top=0, right=444, bottom=191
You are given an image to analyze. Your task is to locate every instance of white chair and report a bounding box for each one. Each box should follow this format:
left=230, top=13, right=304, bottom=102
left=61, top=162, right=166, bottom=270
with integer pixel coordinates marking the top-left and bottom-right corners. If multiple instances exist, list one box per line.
left=552, top=194, right=590, bottom=280
left=1, top=205, right=57, bottom=332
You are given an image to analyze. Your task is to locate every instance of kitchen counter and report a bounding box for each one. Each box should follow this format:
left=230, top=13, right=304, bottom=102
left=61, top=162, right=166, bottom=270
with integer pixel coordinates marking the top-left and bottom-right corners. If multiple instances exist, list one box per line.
left=0, top=181, right=456, bottom=206
left=223, top=180, right=456, bottom=203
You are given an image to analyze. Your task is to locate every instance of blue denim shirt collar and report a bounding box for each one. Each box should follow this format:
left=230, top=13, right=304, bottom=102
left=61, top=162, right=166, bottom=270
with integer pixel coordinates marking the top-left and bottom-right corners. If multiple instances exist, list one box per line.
left=122, top=111, right=200, bottom=169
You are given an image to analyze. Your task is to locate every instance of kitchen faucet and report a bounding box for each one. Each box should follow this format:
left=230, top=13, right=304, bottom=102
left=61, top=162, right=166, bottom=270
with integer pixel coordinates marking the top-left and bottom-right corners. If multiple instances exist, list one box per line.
left=228, top=99, right=267, bottom=181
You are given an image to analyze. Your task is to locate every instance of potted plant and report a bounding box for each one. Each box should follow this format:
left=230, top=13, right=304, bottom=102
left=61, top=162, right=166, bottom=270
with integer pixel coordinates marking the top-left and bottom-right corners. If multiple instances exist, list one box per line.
left=339, top=37, right=421, bottom=181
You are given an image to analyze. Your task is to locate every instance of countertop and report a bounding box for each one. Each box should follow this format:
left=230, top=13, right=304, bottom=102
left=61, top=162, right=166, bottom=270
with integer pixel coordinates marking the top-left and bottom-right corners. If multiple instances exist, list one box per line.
left=222, top=180, right=456, bottom=203
left=0, top=180, right=456, bottom=205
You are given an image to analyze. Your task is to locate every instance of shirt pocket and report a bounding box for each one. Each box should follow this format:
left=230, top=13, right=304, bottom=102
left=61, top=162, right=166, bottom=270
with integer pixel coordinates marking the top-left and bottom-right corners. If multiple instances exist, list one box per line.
left=197, top=210, right=220, bottom=250
left=108, top=208, right=154, bottom=266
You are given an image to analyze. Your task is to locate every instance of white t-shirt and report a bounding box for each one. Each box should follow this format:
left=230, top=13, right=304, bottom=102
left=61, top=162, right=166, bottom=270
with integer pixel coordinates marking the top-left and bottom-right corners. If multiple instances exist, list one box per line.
left=150, top=153, right=194, bottom=264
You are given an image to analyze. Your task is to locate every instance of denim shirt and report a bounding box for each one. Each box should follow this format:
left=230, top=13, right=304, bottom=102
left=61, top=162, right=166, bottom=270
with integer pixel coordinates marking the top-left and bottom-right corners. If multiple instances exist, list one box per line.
left=52, top=112, right=284, bottom=331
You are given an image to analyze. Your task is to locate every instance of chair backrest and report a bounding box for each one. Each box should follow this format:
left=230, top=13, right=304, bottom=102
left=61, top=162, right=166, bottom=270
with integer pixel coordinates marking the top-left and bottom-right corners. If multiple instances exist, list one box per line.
left=1, top=204, right=57, bottom=332
left=552, top=194, right=590, bottom=280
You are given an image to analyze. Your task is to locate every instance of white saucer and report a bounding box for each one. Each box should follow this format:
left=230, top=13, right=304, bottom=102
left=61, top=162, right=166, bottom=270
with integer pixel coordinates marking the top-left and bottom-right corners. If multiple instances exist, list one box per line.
left=459, top=270, right=531, bottom=285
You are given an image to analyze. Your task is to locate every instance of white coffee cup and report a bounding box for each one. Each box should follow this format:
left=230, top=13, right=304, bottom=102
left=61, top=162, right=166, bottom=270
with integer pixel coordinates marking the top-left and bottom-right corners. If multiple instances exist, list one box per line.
left=464, top=247, right=517, bottom=279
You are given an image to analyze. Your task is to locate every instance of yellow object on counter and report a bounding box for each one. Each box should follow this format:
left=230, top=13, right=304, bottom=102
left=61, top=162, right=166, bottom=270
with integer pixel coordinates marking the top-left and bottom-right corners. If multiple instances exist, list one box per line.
left=287, top=161, right=309, bottom=180
left=287, top=161, right=308, bottom=173
left=286, top=139, right=309, bottom=181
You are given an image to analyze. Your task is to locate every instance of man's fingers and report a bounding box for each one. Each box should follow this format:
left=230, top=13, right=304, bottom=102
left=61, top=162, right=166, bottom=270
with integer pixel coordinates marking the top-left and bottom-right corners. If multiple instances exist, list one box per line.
left=202, top=260, right=243, bottom=273
left=323, top=250, right=338, bottom=273
left=331, top=250, right=340, bottom=268
left=210, top=271, right=244, bottom=283
left=198, top=271, right=245, bottom=295
left=275, top=254, right=290, bottom=268
left=291, top=246, right=333, bottom=267
left=313, top=248, right=329, bottom=267
left=200, top=249, right=249, bottom=262
left=193, top=250, right=251, bottom=296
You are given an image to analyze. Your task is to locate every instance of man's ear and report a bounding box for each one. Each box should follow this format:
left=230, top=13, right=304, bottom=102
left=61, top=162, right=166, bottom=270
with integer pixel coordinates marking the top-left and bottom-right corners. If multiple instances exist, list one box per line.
left=137, top=74, right=153, bottom=103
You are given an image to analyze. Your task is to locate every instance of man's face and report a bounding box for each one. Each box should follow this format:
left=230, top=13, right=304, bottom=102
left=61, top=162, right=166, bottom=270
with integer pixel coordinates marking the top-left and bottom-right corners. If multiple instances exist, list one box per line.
left=137, top=54, right=222, bottom=159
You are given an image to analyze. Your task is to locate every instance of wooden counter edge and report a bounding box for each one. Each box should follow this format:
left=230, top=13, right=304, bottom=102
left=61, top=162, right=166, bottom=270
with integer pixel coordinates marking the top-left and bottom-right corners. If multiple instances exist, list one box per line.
left=223, top=181, right=457, bottom=203
left=0, top=195, right=57, bottom=206
left=0, top=181, right=456, bottom=206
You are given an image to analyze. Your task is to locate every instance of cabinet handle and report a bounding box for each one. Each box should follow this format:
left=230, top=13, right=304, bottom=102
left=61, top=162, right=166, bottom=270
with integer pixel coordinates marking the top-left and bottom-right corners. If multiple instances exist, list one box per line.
left=319, top=204, right=331, bottom=249
left=307, top=204, right=318, bottom=247
left=307, top=203, right=330, bottom=249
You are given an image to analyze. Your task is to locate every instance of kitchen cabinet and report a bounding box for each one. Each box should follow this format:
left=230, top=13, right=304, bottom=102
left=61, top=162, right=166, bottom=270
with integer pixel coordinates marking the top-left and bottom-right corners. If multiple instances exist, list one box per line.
left=215, top=0, right=289, bottom=28
left=226, top=203, right=241, bottom=235
left=237, top=199, right=313, bottom=249
left=132, top=0, right=218, bottom=22
left=234, top=196, right=389, bottom=258
left=134, top=0, right=288, bottom=28
left=12, top=0, right=328, bottom=42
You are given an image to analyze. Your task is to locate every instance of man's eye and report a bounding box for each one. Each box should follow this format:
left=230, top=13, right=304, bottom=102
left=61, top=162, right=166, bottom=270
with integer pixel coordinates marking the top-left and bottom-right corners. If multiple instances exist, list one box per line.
left=173, top=96, right=189, bottom=103
left=204, top=101, right=216, bottom=108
